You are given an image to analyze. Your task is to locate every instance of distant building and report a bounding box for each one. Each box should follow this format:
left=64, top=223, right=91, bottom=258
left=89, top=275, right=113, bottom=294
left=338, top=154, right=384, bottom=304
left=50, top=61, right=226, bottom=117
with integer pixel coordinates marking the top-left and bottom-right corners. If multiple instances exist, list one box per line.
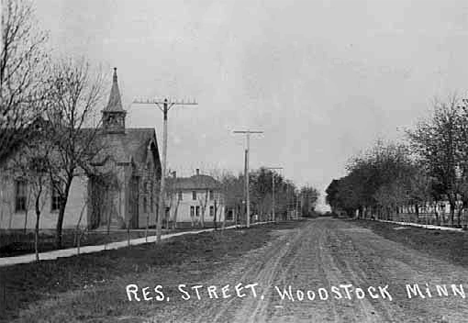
left=0, top=68, right=161, bottom=230
left=166, top=169, right=228, bottom=227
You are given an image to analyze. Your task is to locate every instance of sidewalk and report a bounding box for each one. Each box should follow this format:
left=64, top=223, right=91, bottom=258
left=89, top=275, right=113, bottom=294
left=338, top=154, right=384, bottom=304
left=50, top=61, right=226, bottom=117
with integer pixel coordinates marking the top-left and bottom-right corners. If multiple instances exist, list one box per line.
left=376, top=219, right=464, bottom=232
left=0, top=221, right=272, bottom=267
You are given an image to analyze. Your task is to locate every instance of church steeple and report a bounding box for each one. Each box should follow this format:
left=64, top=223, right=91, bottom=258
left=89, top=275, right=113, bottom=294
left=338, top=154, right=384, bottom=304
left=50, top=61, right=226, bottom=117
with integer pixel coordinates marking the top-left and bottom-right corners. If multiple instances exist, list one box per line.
left=102, top=67, right=126, bottom=134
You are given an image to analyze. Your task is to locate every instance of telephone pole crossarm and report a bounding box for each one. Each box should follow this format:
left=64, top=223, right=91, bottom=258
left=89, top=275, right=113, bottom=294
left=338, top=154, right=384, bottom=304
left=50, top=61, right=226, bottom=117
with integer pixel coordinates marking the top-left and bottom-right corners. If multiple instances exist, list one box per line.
left=133, top=97, right=197, bottom=243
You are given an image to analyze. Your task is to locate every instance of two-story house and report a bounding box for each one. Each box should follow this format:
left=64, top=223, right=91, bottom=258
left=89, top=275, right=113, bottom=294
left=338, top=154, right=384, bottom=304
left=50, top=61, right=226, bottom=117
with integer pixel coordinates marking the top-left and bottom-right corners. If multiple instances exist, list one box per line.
left=165, top=169, right=228, bottom=228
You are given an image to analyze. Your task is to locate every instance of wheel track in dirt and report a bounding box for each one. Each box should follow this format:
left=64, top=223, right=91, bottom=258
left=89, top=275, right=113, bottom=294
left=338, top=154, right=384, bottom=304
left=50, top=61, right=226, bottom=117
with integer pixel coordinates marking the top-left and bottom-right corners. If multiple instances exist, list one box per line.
left=147, top=218, right=468, bottom=322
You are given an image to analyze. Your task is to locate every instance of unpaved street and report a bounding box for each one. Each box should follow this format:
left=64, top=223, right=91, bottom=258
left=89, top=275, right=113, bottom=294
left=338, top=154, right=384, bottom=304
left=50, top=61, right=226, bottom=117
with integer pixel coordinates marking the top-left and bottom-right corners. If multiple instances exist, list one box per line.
left=148, top=218, right=468, bottom=323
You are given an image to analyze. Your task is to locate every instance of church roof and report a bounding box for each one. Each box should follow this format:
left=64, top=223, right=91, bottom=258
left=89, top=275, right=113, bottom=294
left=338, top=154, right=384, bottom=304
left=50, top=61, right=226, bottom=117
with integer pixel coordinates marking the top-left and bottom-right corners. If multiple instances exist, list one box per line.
left=94, top=128, right=160, bottom=167
left=103, top=67, right=124, bottom=113
left=1, top=69, right=161, bottom=177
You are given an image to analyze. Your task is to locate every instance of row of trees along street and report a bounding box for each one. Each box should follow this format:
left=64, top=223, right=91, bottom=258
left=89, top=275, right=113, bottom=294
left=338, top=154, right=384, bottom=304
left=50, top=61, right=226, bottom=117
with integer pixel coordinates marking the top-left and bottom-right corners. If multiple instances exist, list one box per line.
left=326, top=95, right=468, bottom=228
left=214, top=167, right=319, bottom=224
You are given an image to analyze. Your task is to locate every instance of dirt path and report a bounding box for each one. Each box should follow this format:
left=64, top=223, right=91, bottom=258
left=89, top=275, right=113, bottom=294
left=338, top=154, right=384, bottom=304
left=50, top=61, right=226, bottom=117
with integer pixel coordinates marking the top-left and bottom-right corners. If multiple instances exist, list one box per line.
left=148, top=218, right=468, bottom=323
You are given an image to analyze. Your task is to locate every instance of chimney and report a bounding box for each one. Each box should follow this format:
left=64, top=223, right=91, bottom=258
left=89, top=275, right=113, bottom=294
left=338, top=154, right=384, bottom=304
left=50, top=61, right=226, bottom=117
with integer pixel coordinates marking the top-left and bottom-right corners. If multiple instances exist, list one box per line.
left=196, top=169, right=200, bottom=176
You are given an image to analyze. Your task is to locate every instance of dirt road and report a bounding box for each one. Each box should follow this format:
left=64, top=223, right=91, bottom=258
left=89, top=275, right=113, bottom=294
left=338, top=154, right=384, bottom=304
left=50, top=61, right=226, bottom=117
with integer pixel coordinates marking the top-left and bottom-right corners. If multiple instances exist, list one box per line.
left=148, top=218, right=468, bottom=323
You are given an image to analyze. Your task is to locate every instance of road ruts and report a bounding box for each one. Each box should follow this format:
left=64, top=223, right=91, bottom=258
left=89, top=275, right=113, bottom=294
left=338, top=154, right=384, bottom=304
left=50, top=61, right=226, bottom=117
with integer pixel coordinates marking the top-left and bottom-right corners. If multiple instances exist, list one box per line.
left=148, top=218, right=468, bottom=323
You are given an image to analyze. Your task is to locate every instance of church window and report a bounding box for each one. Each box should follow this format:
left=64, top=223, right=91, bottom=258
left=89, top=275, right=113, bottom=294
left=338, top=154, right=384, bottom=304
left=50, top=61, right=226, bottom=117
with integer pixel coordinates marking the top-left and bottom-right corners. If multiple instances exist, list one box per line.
left=51, top=181, right=61, bottom=211
left=15, top=180, right=27, bottom=212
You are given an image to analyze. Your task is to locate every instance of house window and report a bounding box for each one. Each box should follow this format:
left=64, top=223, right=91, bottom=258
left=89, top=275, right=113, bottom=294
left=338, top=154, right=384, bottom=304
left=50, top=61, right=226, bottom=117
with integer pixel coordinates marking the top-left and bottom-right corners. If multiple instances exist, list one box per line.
left=15, top=180, right=27, bottom=212
left=51, top=182, right=61, bottom=211
left=166, top=207, right=170, bottom=218
left=192, top=191, right=197, bottom=200
left=196, top=206, right=200, bottom=217
left=226, top=210, right=233, bottom=221
left=178, top=191, right=183, bottom=201
left=190, top=206, right=195, bottom=217
left=210, top=206, right=214, bottom=217
left=209, top=190, right=214, bottom=200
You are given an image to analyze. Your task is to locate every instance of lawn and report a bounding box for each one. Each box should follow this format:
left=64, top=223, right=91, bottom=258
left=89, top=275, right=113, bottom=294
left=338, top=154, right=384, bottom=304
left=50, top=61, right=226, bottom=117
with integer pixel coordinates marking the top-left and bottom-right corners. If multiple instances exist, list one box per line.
left=0, top=221, right=303, bottom=322
left=351, top=219, right=468, bottom=268
left=0, top=226, right=215, bottom=257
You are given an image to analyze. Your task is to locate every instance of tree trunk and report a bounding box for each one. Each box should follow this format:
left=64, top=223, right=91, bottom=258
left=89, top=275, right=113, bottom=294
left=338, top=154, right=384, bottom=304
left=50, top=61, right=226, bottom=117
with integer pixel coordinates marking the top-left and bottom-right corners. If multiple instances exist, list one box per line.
left=106, top=195, right=111, bottom=249
left=127, top=218, right=131, bottom=246
left=34, top=196, right=41, bottom=262
left=213, top=200, right=218, bottom=231
left=172, top=199, right=180, bottom=230
left=200, top=190, right=208, bottom=228
left=23, top=208, right=29, bottom=233
left=222, top=207, right=226, bottom=231
left=74, top=201, right=87, bottom=254
left=449, top=200, right=455, bottom=227
left=434, top=204, right=439, bottom=226
left=145, top=213, right=149, bottom=242
left=234, top=206, right=238, bottom=227
left=457, top=207, right=463, bottom=227
left=55, top=180, right=72, bottom=248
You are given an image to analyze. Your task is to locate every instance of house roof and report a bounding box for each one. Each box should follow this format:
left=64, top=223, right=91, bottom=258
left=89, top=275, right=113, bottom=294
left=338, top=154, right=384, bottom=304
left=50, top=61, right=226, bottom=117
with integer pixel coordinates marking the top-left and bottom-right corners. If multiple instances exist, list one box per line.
left=167, top=174, right=221, bottom=190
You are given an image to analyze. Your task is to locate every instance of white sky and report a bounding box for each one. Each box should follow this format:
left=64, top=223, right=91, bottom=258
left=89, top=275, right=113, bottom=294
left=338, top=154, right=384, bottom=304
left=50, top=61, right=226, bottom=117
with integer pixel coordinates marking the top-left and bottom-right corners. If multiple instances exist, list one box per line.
left=34, top=0, right=468, bottom=211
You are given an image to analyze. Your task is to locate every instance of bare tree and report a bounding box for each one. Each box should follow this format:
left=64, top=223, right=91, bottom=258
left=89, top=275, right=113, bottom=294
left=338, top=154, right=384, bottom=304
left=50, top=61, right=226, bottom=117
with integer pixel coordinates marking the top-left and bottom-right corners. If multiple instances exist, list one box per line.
left=44, top=58, right=106, bottom=248
left=165, top=171, right=181, bottom=230
left=0, top=0, right=48, bottom=160
left=209, top=169, right=244, bottom=229
left=198, top=189, right=208, bottom=228
left=7, top=122, right=53, bottom=261
left=407, top=96, right=464, bottom=226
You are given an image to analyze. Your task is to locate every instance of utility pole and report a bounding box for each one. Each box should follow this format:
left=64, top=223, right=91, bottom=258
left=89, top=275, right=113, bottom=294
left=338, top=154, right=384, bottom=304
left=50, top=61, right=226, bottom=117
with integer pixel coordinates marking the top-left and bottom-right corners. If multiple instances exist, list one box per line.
left=233, top=130, right=263, bottom=228
left=296, top=190, right=300, bottom=220
left=266, top=167, right=283, bottom=223
left=133, top=98, right=197, bottom=243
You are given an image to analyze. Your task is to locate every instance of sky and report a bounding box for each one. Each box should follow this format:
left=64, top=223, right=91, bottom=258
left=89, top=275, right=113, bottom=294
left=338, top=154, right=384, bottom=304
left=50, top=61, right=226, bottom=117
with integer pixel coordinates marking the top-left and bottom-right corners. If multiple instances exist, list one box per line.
left=33, top=0, right=468, bottom=211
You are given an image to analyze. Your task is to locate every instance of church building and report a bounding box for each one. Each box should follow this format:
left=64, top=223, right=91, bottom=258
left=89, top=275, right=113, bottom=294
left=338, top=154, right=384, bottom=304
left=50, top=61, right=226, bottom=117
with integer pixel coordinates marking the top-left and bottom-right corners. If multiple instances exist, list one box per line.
left=0, top=68, right=161, bottom=230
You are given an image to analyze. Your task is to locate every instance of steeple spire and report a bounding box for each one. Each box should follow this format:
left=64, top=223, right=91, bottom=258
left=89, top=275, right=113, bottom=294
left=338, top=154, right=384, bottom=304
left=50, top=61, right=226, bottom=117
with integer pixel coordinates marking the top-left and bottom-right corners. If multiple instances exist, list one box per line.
left=102, top=67, right=126, bottom=133
left=104, top=67, right=124, bottom=112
